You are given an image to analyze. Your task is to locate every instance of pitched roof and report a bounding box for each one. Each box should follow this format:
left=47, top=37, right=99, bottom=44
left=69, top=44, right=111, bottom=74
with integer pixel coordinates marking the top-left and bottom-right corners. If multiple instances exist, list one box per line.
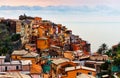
left=50, top=45, right=60, bottom=49
left=22, top=52, right=39, bottom=58
left=12, top=50, right=28, bottom=55
left=65, top=66, right=96, bottom=72
left=37, top=37, right=48, bottom=40
left=63, top=51, right=74, bottom=60
left=52, top=58, right=69, bottom=65
left=0, top=72, right=31, bottom=78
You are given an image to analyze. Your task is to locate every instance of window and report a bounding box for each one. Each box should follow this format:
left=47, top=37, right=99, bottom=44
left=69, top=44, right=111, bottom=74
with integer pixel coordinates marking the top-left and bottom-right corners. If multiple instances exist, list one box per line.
left=5, top=67, right=7, bottom=71
left=62, top=71, right=67, bottom=76
left=77, top=72, right=82, bottom=76
left=15, top=56, right=17, bottom=59
left=88, top=72, right=92, bottom=75
left=16, top=66, right=19, bottom=70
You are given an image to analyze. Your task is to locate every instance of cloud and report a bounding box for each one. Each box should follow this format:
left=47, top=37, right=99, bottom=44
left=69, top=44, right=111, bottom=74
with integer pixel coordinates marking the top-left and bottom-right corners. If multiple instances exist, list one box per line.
left=0, top=0, right=120, bottom=8
left=0, top=5, right=120, bottom=16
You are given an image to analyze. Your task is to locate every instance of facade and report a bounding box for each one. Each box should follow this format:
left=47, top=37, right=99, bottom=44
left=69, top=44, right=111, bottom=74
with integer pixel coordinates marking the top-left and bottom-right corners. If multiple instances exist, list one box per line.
left=0, top=56, right=5, bottom=64
left=11, top=50, right=28, bottom=60
left=20, top=60, right=32, bottom=71
left=37, top=37, right=49, bottom=50
left=51, top=58, right=96, bottom=78
left=61, top=66, right=96, bottom=78
left=21, top=52, right=39, bottom=64
left=90, top=55, right=108, bottom=61
left=38, top=26, right=45, bottom=37
left=0, top=60, right=21, bottom=72
left=30, top=64, right=42, bottom=78
left=51, top=58, right=77, bottom=78
left=63, top=51, right=74, bottom=60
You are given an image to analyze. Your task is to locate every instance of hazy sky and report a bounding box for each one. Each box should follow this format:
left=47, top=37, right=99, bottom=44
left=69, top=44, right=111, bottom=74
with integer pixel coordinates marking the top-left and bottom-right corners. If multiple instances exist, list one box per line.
left=0, top=0, right=120, bottom=8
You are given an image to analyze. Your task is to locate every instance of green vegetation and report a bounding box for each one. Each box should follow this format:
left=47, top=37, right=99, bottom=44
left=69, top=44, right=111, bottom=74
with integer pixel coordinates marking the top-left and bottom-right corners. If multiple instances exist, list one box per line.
left=11, top=34, right=21, bottom=41
left=97, top=43, right=120, bottom=77
left=97, top=43, right=108, bottom=55
left=0, top=23, right=21, bottom=55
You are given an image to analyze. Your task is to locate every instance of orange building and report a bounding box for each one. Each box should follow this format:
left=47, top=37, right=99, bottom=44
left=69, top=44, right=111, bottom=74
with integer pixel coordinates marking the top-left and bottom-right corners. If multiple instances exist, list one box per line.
left=30, top=64, right=42, bottom=78
left=63, top=51, right=74, bottom=60
left=16, top=20, right=21, bottom=34
left=51, top=58, right=96, bottom=78
left=11, top=50, right=28, bottom=60
left=21, top=52, right=39, bottom=64
left=34, top=17, right=42, bottom=24
left=38, top=26, right=45, bottom=37
left=72, top=44, right=81, bottom=51
left=51, top=58, right=77, bottom=78
left=61, top=66, right=96, bottom=78
left=48, top=26, right=54, bottom=35
left=57, top=24, right=62, bottom=33
left=25, top=44, right=36, bottom=52
left=37, top=37, right=49, bottom=50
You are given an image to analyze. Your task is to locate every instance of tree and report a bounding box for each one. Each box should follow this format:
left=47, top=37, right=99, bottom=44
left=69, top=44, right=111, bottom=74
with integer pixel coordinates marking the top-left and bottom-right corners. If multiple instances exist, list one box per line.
left=101, top=61, right=110, bottom=70
left=11, top=34, right=21, bottom=41
left=113, top=57, right=120, bottom=66
left=105, top=49, right=112, bottom=57
left=97, top=43, right=108, bottom=55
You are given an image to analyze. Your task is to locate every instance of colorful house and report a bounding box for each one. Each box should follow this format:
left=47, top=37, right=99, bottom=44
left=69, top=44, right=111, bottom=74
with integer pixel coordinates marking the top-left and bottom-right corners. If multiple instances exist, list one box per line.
left=0, top=60, right=22, bottom=72
left=21, top=52, right=39, bottom=64
left=0, top=56, right=5, bottom=64
left=63, top=51, right=74, bottom=60
left=61, top=66, right=96, bottom=78
left=30, top=64, right=42, bottom=78
left=34, top=17, right=42, bottom=24
left=38, top=26, right=45, bottom=37
left=20, top=60, right=32, bottom=71
left=51, top=58, right=77, bottom=78
left=11, top=50, right=28, bottom=60
left=37, top=37, right=49, bottom=50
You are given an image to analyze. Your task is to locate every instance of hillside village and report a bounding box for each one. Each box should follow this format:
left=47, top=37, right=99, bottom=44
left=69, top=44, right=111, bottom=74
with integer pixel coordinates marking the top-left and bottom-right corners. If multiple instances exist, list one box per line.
left=0, top=14, right=119, bottom=78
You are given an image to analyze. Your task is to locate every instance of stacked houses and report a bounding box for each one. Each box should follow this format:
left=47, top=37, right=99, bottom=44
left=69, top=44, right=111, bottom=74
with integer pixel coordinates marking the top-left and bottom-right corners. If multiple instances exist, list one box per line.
left=0, top=15, right=107, bottom=78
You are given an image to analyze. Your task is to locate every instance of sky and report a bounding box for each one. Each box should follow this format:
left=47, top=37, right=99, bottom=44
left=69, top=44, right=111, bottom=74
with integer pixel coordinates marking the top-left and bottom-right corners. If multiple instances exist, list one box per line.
left=0, top=0, right=120, bottom=52
left=0, top=0, right=120, bottom=8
